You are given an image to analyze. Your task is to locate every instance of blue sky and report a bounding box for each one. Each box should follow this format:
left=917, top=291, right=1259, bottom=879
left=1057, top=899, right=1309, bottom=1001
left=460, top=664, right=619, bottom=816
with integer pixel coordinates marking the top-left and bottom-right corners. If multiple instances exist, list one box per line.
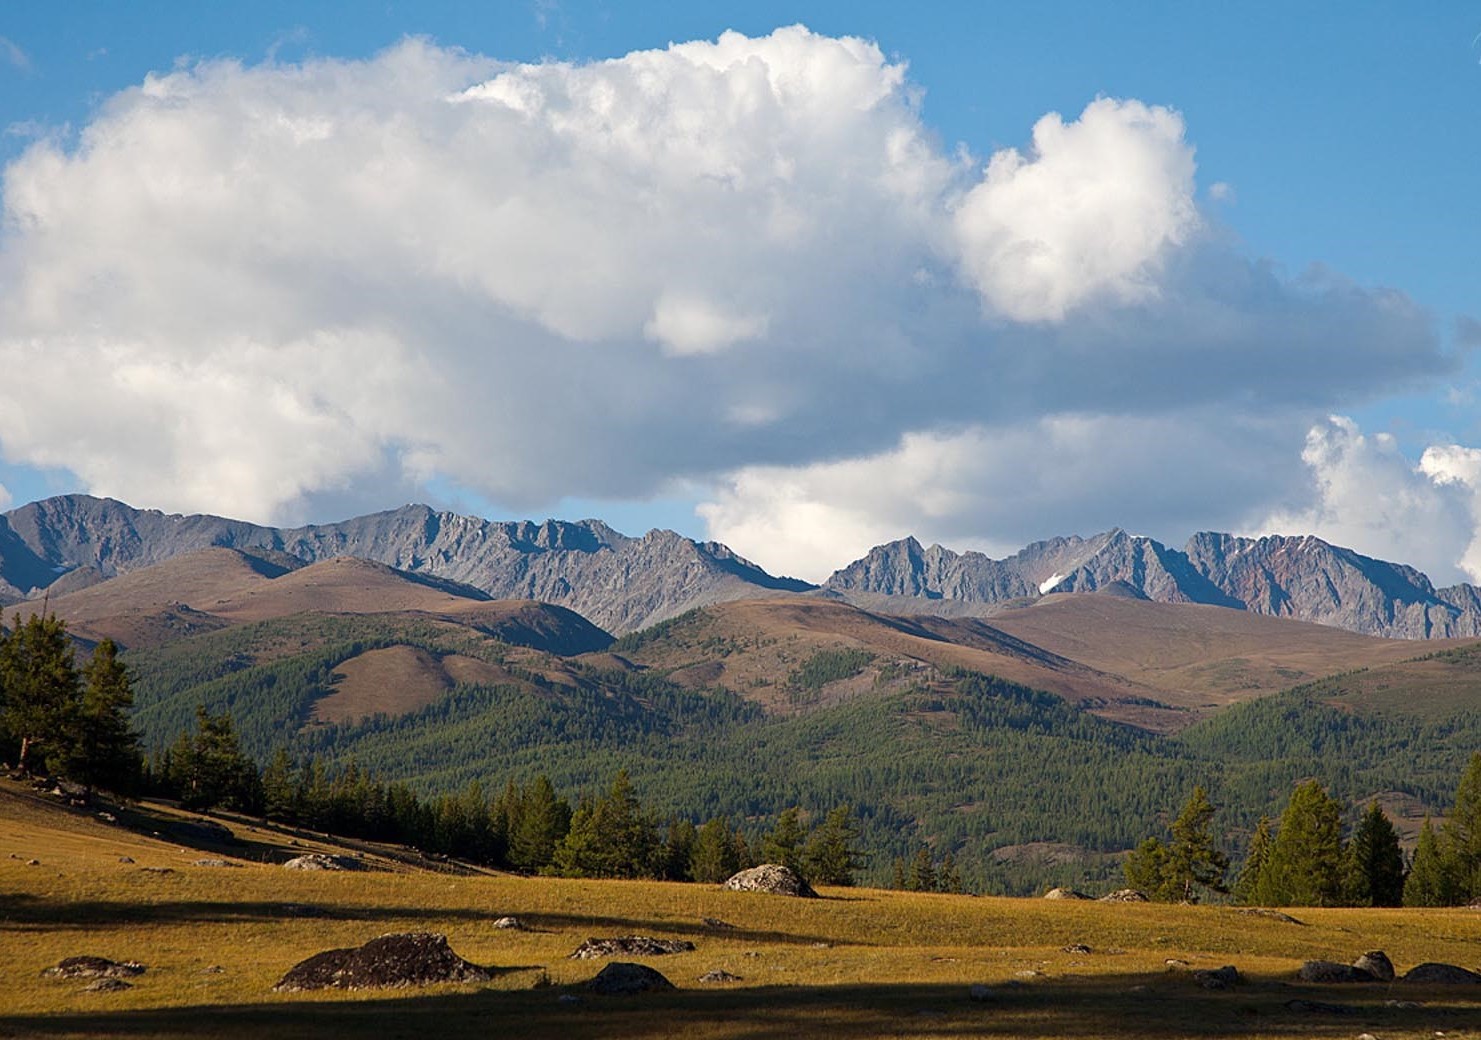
left=0, top=3, right=1478, bottom=580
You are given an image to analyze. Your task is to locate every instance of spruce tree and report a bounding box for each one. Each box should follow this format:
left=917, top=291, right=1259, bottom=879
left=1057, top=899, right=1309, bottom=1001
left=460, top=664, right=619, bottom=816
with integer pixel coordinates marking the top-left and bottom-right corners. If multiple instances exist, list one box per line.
left=689, top=817, right=741, bottom=883
left=906, top=846, right=937, bottom=892
left=762, top=807, right=807, bottom=874
left=1164, top=785, right=1229, bottom=902
left=1261, top=780, right=1344, bottom=906
left=1235, top=816, right=1273, bottom=905
left=1445, top=752, right=1481, bottom=899
left=1123, top=837, right=1172, bottom=898
left=260, top=749, right=298, bottom=822
left=802, top=804, right=862, bottom=886
left=1342, top=802, right=1405, bottom=907
left=170, top=706, right=260, bottom=812
left=65, top=639, right=141, bottom=795
left=1404, top=817, right=1460, bottom=907
left=0, top=612, right=80, bottom=774
left=509, top=775, right=570, bottom=872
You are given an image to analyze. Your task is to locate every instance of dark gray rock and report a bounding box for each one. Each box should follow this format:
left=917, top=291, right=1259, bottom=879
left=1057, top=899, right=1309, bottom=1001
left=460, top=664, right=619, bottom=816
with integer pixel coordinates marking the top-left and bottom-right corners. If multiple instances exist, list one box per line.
left=43, top=957, right=146, bottom=980
left=568, top=936, right=696, bottom=960
left=1402, top=962, right=1481, bottom=985
left=1352, top=951, right=1394, bottom=982
left=1193, top=965, right=1240, bottom=989
left=82, top=977, right=133, bottom=993
left=1298, top=960, right=1374, bottom=983
left=697, top=969, right=742, bottom=983
left=722, top=864, right=818, bottom=898
left=1099, top=888, right=1148, bottom=902
left=273, top=932, right=492, bottom=991
left=585, top=962, right=675, bottom=995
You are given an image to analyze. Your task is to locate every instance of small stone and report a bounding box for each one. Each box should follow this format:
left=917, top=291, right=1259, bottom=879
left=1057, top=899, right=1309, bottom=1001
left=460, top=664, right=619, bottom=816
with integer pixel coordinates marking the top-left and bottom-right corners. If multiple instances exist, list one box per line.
left=117, top=856, right=135, bottom=864
left=968, top=983, right=994, bottom=1002
left=698, top=969, right=742, bottom=983
left=557, top=993, right=581, bottom=1004
left=191, top=858, right=235, bottom=868
left=26, top=859, right=39, bottom=866
left=702, top=917, right=736, bottom=930
left=1061, top=943, right=1092, bottom=954
left=1357, top=1034, right=1380, bottom=1040
left=492, top=916, right=525, bottom=930
left=82, top=978, right=132, bottom=993
left=200, top=965, right=224, bottom=974
left=1098, top=888, right=1149, bottom=902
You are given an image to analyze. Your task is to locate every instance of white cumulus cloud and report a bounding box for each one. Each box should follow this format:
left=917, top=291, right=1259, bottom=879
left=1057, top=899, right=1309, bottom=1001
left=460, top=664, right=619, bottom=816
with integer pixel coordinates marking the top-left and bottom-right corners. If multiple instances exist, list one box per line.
left=0, top=27, right=1455, bottom=544
left=1255, top=417, right=1480, bottom=585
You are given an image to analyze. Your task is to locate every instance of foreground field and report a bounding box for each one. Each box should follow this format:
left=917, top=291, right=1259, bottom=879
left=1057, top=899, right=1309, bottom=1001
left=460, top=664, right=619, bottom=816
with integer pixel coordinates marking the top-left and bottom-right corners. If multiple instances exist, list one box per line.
left=3, top=783, right=1481, bottom=1040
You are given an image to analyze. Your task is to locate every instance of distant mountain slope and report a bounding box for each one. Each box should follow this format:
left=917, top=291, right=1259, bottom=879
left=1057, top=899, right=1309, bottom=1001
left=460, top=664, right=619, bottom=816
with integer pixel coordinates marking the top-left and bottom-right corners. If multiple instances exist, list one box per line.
left=826, top=528, right=1481, bottom=639
left=0, top=495, right=812, bottom=634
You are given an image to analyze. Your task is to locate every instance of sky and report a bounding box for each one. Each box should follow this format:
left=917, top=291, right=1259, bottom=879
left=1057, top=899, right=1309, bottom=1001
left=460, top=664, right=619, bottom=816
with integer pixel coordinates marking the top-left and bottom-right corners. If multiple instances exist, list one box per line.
left=0, top=2, right=1478, bottom=583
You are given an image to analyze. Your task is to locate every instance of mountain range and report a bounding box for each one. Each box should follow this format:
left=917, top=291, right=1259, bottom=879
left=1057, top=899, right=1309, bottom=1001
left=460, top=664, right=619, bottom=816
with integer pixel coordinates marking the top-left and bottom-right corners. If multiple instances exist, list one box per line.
left=1, top=494, right=1478, bottom=639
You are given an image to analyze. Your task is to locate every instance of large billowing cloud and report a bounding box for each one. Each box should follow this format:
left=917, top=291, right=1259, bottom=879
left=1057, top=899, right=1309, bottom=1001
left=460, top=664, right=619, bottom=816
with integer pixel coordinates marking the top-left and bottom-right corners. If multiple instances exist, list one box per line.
left=0, top=28, right=1459, bottom=575
left=1253, top=417, right=1481, bottom=586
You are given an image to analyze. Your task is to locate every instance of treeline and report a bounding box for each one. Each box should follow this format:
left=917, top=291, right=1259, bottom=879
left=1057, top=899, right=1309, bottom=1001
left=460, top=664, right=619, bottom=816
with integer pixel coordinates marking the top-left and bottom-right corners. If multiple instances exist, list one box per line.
left=141, top=703, right=863, bottom=884
left=1129, top=753, right=1481, bottom=907
left=0, top=614, right=141, bottom=793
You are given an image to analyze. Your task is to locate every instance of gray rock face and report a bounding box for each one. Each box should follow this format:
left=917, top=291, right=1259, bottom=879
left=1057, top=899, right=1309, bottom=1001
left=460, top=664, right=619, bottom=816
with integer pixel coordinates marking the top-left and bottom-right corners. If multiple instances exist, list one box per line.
left=1185, top=533, right=1481, bottom=639
left=42, top=957, right=146, bottom=980
left=1, top=495, right=812, bottom=634
left=722, top=864, right=818, bottom=898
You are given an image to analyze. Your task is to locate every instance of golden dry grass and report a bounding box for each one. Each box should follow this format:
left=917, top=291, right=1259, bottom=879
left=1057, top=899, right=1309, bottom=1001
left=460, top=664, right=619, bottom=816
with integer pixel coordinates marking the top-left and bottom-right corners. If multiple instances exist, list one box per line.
left=4, top=780, right=1481, bottom=1039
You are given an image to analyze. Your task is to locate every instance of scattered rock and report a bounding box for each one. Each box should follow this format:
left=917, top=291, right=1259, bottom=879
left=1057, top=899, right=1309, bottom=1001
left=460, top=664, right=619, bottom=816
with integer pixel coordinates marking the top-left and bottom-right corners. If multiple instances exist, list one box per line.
left=722, top=864, right=818, bottom=898
left=585, top=962, right=675, bottom=995
left=1298, top=960, right=1374, bottom=984
left=191, top=858, right=237, bottom=868
left=82, top=978, right=132, bottom=993
left=968, top=983, right=994, bottom=1002
left=492, top=916, right=526, bottom=930
left=139, top=866, right=173, bottom=874
left=1164, top=959, right=1190, bottom=968
left=200, top=965, right=224, bottom=974
left=1352, top=951, right=1395, bottom=983
left=1061, top=943, right=1092, bottom=954
left=273, top=932, right=492, bottom=992
left=1235, top=908, right=1304, bottom=925
left=698, top=969, right=742, bottom=983
left=1193, top=965, right=1241, bottom=989
left=557, top=993, right=581, bottom=1004
left=96, top=812, right=116, bottom=823
left=1402, top=962, right=1481, bottom=985
left=1098, top=888, right=1148, bottom=902
left=1385, top=999, right=1424, bottom=1008
left=702, top=917, right=737, bottom=930
left=569, top=936, right=696, bottom=959
left=43, top=957, right=147, bottom=980
left=1014, top=970, right=1042, bottom=978
left=1042, top=887, right=1089, bottom=900
left=26, top=858, right=39, bottom=866
left=117, top=856, right=134, bottom=864
left=282, top=854, right=355, bottom=871
left=1284, top=998, right=1357, bottom=1014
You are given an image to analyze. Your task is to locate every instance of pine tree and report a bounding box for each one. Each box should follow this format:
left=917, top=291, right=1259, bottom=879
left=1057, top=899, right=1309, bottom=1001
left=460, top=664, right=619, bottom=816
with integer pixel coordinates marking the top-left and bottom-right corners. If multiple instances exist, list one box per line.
left=802, top=804, right=862, bottom=886
left=762, top=807, right=807, bottom=874
left=937, top=851, right=963, bottom=894
left=658, top=818, right=697, bottom=881
left=65, top=639, right=141, bottom=795
left=1261, top=780, right=1345, bottom=906
left=1235, top=816, right=1273, bottom=904
left=549, top=771, right=656, bottom=878
left=0, top=612, right=80, bottom=774
left=1404, top=816, right=1460, bottom=907
left=170, top=706, right=261, bottom=812
left=1342, top=802, right=1405, bottom=907
left=890, top=857, right=907, bottom=890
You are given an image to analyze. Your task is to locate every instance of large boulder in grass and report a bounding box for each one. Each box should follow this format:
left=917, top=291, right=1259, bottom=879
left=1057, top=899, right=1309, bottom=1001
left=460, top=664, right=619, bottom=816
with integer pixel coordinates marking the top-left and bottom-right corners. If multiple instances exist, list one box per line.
left=282, top=854, right=358, bottom=871
left=722, top=864, right=817, bottom=898
left=1298, top=960, right=1374, bottom=983
left=1352, top=951, right=1394, bottom=982
left=273, top=933, right=491, bottom=991
left=1042, top=887, right=1090, bottom=900
left=586, top=962, right=675, bottom=995
left=1402, top=962, right=1481, bottom=985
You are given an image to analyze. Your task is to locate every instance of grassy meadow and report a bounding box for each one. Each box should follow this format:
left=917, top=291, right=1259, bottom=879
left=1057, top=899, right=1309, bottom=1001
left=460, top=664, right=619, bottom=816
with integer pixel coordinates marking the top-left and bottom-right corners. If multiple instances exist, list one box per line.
left=4, top=781, right=1481, bottom=1039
